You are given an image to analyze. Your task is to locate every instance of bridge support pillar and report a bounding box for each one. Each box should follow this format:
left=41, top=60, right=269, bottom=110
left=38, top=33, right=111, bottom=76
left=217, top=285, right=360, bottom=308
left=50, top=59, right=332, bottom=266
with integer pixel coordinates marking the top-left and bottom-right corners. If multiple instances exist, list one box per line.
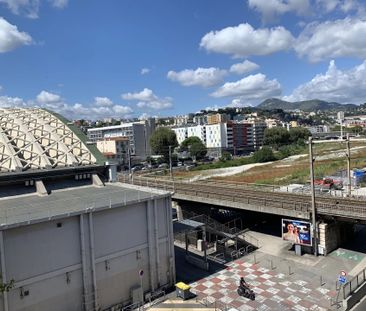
left=172, top=201, right=184, bottom=221
left=318, top=221, right=354, bottom=256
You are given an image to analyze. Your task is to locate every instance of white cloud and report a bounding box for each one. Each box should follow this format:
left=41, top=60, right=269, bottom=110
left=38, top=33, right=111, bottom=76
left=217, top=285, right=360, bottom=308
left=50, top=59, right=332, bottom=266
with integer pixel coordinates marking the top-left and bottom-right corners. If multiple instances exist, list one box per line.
left=228, top=98, right=255, bottom=108
left=122, top=88, right=157, bottom=101
left=295, top=18, right=366, bottom=62
left=94, top=96, right=113, bottom=107
left=0, top=95, right=26, bottom=108
left=141, top=68, right=150, bottom=75
left=1, top=91, right=133, bottom=120
left=316, top=0, right=364, bottom=13
left=139, top=112, right=150, bottom=120
left=211, top=73, right=282, bottom=105
left=122, top=88, right=173, bottom=110
left=167, top=67, right=227, bottom=87
left=0, top=0, right=68, bottom=18
left=200, top=23, right=294, bottom=58
left=248, top=0, right=310, bottom=22
left=112, top=105, right=132, bottom=114
left=284, top=60, right=366, bottom=104
left=136, top=100, right=173, bottom=110
left=50, top=0, right=68, bottom=9
left=230, top=60, right=260, bottom=75
left=0, top=17, right=32, bottom=53
left=36, top=90, right=62, bottom=104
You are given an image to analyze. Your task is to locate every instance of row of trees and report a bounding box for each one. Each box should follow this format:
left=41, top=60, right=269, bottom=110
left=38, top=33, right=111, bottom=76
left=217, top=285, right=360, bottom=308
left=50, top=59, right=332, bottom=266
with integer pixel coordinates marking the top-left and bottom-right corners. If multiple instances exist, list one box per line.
left=149, top=127, right=207, bottom=161
left=263, top=127, right=311, bottom=149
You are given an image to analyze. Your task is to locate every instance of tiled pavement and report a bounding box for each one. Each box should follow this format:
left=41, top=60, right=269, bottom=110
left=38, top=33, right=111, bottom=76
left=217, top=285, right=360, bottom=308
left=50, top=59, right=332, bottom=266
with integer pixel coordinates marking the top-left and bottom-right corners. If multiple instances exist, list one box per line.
left=189, top=259, right=338, bottom=311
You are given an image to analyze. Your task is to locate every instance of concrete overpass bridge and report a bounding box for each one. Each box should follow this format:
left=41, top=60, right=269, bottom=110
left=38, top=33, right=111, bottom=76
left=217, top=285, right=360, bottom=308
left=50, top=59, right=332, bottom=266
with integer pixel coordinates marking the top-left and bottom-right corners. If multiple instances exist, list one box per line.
left=120, top=175, right=366, bottom=223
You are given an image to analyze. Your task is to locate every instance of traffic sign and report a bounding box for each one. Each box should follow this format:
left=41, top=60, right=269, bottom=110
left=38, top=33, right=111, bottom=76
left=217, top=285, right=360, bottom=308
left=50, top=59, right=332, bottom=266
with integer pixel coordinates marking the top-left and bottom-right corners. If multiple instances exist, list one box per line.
left=338, top=275, right=347, bottom=284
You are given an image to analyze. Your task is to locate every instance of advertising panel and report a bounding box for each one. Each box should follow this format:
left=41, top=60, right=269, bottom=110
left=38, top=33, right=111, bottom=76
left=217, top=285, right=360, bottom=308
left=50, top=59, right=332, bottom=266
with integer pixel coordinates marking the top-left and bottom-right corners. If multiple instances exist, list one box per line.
left=282, top=219, right=312, bottom=246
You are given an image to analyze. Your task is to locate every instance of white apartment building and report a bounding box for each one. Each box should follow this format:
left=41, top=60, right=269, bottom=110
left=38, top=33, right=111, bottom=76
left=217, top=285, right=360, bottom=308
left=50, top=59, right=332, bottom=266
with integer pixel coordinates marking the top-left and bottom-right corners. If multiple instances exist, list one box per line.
left=205, top=123, right=229, bottom=149
left=187, top=125, right=206, bottom=144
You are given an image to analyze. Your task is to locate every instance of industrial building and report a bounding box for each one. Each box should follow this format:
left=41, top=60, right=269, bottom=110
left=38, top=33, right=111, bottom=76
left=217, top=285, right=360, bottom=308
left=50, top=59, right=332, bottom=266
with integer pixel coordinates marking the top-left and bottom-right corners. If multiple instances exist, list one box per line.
left=0, top=108, right=175, bottom=311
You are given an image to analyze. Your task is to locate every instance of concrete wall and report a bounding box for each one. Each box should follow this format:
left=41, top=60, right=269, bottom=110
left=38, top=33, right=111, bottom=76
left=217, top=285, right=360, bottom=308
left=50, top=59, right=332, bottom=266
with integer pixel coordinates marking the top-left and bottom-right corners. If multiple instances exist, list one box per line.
left=0, top=196, right=175, bottom=311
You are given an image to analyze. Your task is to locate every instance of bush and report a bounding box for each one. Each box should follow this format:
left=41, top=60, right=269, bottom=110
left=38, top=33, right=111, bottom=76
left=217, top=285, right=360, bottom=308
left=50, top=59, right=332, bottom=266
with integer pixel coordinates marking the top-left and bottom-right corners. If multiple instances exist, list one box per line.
left=252, top=147, right=276, bottom=163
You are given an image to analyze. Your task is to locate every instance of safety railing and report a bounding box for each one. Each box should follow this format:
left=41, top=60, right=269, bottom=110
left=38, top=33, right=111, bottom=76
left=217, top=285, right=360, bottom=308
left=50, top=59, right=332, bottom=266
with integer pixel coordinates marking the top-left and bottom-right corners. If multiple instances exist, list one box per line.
left=343, top=268, right=366, bottom=300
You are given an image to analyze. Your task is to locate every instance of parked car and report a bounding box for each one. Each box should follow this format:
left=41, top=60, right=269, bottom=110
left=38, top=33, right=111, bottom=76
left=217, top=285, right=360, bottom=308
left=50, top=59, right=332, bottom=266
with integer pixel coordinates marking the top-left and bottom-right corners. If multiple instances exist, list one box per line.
left=158, top=163, right=169, bottom=169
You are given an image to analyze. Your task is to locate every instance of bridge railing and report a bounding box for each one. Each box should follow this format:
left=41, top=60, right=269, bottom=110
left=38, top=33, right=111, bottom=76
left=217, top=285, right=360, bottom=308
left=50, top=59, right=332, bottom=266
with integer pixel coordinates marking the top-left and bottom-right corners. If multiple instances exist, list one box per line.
left=343, top=268, right=366, bottom=300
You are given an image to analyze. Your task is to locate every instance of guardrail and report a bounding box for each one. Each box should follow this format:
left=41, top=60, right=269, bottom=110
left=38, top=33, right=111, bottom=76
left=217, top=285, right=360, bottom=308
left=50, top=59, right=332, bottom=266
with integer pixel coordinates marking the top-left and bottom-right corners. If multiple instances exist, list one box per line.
left=343, top=268, right=366, bottom=300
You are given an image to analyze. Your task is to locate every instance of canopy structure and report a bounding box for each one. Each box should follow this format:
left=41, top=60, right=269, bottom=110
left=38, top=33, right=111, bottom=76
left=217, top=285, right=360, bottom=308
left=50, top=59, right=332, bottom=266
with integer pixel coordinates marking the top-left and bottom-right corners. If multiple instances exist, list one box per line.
left=0, top=108, right=98, bottom=174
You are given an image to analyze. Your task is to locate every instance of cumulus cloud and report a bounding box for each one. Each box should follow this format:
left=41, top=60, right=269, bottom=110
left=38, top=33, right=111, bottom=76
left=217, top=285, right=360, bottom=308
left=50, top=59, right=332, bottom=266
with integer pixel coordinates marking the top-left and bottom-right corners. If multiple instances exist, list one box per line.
left=1, top=90, right=133, bottom=120
left=0, top=0, right=68, bottom=18
left=200, top=23, right=294, bottom=58
left=94, top=96, right=113, bottom=107
left=0, top=95, right=26, bottom=108
left=316, top=0, right=364, bottom=13
left=284, top=60, right=366, bottom=104
left=211, top=73, right=282, bottom=105
left=122, top=88, right=173, bottom=110
left=0, top=17, right=32, bottom=53
left=230, top=60, right=260, bottom=75
left=167, top=67, right=227, bottom=87
left=141, top=68, right=150, bottom=75
left=36, top=90, right=62, bottom=104
left=248, top=0, right=310, bottom=22
left=295, top=18, right=366, bottom=62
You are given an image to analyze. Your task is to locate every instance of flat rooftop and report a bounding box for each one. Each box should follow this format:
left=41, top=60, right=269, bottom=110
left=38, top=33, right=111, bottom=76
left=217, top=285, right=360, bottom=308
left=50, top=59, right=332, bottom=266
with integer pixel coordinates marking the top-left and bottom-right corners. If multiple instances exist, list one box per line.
left=0, top=182, right=169, bottom=229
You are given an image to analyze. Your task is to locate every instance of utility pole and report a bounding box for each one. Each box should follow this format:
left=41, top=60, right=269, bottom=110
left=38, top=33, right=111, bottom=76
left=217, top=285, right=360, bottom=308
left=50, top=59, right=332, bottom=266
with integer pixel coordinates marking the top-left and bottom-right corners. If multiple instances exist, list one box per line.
left=169, top=145, right=173, bottom=180
left=346, top=133, right=351, bottom=196
left=309, top=137, right=318, bottom=256
left=127, top=146, right=132, bottom=177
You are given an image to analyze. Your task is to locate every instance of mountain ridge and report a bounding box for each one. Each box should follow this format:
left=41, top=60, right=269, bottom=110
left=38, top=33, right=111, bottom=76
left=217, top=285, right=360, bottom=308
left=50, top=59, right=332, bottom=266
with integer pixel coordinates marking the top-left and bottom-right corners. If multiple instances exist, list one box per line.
left=258, top=98, right=358, bottom=112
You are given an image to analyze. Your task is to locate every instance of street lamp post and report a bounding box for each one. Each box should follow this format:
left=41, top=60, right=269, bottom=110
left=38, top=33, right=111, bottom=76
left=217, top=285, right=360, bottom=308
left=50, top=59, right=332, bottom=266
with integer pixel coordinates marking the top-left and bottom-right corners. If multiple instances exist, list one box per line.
left=309, top=137, right=318, bottom=256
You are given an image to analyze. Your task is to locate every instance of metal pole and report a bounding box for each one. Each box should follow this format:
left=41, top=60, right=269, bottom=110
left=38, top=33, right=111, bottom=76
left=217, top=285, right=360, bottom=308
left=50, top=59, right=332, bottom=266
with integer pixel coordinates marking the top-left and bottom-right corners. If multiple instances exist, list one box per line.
left=169, top=145, right=173, bottom=180
left=309, top=137, right=318, bottom=256
left=347, top=133, right=351, bottom=196
left=128, top=146, right=132, bottom=176
left=340, top=121, right=343, bottom=140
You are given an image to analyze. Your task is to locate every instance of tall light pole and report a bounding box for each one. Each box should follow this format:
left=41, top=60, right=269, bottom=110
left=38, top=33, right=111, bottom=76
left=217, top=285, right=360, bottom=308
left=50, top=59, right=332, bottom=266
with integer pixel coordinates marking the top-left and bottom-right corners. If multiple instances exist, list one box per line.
left=346, top=133, right=351, bottom=196
left=169, top=145, right=173, bottom=180
left=309, top=137, right=318, bottom=256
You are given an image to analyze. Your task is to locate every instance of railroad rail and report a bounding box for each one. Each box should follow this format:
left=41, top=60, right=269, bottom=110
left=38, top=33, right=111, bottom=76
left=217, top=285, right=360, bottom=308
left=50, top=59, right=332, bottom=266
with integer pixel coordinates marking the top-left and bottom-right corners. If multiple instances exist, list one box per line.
left=119, top=175, right=366, bottom=221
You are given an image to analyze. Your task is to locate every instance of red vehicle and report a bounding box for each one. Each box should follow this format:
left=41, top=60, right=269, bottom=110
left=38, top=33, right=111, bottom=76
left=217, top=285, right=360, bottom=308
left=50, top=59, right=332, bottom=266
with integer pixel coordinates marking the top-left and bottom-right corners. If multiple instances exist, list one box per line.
left=314, top=178, right=343, bottom=190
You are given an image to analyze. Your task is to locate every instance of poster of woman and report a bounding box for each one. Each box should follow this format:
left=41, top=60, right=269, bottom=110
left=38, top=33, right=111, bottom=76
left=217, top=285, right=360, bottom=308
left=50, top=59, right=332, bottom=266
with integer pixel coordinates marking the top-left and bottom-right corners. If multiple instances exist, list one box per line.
left=282, top=219, right=312, bottom=246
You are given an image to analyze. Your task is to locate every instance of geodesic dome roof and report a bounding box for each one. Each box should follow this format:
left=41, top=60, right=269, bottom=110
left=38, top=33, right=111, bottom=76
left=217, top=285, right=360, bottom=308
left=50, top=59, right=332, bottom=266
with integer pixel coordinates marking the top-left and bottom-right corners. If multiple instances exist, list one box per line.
left=0, top=108, right=98, bottom=173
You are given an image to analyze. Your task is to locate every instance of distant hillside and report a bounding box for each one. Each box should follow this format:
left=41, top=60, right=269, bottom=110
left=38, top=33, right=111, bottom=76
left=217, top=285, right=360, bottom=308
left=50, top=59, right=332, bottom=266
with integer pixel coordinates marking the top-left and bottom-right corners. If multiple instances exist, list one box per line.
left=258, top=98, right=357, bottom=112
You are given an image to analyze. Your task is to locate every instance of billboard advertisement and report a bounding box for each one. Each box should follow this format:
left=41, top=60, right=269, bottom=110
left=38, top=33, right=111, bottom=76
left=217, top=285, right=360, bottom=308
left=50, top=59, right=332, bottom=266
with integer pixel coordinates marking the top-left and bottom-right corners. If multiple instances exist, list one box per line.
left=282, top=219, right=312, bottom=246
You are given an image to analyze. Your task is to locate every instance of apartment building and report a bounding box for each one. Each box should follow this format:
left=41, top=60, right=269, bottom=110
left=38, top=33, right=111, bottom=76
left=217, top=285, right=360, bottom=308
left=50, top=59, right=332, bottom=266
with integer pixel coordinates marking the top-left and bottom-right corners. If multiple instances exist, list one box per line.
left=87, top=119, right=155, bottom=160
left=173, top=121, right=259, bottom=157
left=96, top=137, right=129, bottom=165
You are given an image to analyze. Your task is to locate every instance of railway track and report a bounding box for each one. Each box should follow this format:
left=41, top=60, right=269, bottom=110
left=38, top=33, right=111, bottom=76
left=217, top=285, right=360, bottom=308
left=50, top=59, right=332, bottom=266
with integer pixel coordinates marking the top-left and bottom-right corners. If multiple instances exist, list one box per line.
left=119, top=175, right=366, bottom=221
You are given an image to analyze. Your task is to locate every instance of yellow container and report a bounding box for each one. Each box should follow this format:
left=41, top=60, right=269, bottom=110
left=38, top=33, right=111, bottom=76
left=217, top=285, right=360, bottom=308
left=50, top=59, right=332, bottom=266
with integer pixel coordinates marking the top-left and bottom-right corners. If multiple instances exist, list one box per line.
left=176, top=282, right=190, bottom=290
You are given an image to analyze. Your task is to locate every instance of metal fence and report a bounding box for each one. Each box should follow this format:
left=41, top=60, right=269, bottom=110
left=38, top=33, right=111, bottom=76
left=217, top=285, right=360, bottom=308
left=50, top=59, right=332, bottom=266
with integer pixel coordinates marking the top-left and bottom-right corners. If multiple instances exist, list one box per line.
left=343, top=268, right=366, bottom=300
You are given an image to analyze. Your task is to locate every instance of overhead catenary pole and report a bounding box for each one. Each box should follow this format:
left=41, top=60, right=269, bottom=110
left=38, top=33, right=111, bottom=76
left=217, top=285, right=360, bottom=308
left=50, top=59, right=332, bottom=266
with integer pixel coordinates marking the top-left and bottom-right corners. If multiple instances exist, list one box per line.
left=128, top=146, right=132, bottom=176
left=347, top=133, right=351, bottom=196
left=169, top=145, right=173, bottom=180
left=309, top=137, right=318, bottom=256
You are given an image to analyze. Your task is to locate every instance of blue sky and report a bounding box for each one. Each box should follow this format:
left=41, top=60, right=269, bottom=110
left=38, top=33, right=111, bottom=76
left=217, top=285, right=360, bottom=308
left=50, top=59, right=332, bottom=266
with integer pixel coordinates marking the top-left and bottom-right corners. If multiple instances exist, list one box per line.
left=1, top=0, right=366, bottom=120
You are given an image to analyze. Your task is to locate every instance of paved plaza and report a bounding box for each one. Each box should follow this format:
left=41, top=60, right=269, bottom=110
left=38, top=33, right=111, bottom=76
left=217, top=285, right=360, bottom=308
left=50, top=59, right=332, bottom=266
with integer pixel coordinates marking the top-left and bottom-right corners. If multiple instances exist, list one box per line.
left=190, top=258, right=337, bottom=310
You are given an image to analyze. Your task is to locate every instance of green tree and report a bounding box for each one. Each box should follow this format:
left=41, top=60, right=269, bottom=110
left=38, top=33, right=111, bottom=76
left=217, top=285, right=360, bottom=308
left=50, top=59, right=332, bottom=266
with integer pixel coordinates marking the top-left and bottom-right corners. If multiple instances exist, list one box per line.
left=150, top=127, right=178, bottom=161
left=180, top=136, right=207, bottom=160
left=288, top=127, right=310, bottom=145
left=263, top=127, right=290, bottom=148
left=252, top=147, right=276, bottom=163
